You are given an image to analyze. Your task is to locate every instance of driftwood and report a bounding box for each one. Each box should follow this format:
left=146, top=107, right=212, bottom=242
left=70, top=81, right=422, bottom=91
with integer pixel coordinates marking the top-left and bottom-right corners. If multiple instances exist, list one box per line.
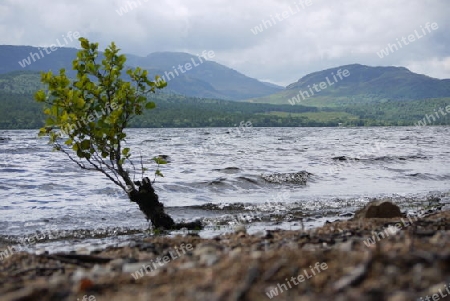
left=129, top=177, right=202, bottom=230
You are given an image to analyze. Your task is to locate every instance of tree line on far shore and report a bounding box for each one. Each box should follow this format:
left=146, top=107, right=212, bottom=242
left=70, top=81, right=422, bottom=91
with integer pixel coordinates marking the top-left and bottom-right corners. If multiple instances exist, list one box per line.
left=1, top=90, right=449, bottom=129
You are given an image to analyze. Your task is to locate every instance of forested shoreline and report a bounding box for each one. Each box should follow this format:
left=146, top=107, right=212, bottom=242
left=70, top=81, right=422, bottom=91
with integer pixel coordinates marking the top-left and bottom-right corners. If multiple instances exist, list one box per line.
left=1, top=91, right=449, bottom=129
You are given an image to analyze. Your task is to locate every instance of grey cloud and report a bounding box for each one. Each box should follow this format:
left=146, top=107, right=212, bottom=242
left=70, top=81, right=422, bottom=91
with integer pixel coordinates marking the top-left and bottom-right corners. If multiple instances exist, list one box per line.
left=0, top=0, right=449, bottom=85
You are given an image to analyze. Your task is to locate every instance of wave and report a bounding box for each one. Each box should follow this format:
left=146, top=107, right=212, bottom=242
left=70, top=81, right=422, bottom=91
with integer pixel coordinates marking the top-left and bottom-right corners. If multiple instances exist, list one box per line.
left=237, top=176, right=259, bottom=184
left=369, top=155, right=428, bottom=161
left=261, top=171, right=312, bottom=184
left=213, top=167, right=240, bottom=174
left=406, top=173, right=450, bottom=180
left=186, top=171, right=314, bottom=191
left=207, top=177, right=228, bottom=185
left=0, top=226, right=148, bottom=247
left=1, top=193, right=447, bottom=250
left=332, top=155, right=428, bottom=162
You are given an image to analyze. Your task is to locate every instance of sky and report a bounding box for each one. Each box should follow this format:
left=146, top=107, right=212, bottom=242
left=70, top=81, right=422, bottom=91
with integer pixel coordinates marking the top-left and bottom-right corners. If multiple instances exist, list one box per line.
left=0, top=0, right=449, bottom=86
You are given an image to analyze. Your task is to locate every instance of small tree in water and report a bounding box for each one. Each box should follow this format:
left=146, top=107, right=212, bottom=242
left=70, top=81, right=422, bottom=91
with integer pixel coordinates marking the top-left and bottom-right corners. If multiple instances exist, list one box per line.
left=35, top=37, right=202, bottom=230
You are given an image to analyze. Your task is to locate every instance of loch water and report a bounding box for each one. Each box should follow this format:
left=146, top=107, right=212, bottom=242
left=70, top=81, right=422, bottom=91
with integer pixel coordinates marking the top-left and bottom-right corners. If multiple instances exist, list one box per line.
left=0, top=126, right=449, bottom=253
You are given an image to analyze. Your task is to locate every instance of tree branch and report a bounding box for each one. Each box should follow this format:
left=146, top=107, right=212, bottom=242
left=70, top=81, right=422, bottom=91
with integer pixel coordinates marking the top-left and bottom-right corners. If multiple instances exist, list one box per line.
left=57, top=143, right=126, bottom=191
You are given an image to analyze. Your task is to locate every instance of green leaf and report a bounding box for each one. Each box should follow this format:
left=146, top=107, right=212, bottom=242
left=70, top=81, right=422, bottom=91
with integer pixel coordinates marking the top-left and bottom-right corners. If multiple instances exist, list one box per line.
left=38, top=128, right=47, bottom=137
left=153, top=157, right=167, bottom=164
left=145, top=102, right=156, bottom=109
left=35, top=90, right=46, bottom=102
left=76, top=149, right=84, bottom=158
left=155, top=170, right=164, bottom=177
left=80, top=38, right=89, bottom=49
left=122, top=147, right=130, bottom=156
left=45, top=118, right=55, bottom=126
left=80, top=140, right=90, bottom=150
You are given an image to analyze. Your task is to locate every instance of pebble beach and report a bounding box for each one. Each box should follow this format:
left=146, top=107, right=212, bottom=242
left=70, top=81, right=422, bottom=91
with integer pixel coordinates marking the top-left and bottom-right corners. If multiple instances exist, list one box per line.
left=1, top=205, right=450, bottom=301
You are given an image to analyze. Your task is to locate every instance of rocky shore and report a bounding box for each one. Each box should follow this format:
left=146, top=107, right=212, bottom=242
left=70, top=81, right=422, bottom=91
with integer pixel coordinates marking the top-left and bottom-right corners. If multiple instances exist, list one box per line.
left=1, top=204, right=450, bottom=301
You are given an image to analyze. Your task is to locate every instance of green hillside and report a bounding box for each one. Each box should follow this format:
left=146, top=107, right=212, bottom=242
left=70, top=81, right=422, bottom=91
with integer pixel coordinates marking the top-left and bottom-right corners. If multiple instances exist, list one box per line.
left=0, top=71, right=43, bottom=94
left=249, top=64, right=450, bottom=107
left=1, top=88, right=449, bottom=129
left=1, top=66, right=449, bottom=129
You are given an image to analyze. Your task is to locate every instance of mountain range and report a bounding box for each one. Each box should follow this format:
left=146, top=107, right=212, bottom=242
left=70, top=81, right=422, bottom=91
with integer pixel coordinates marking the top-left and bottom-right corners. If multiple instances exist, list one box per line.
left=250, top=64, right=450, bottom=106
left=0, top=45, right=282, bottom=101
left=2, top=45, right=450, bottom=106
left=0, top=44, right=450, bottom=129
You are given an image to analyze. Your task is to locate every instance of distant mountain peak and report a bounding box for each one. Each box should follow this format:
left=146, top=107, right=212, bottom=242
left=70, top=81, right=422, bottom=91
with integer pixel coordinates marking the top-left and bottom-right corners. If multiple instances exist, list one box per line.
left=253, top=64, right=450, bottom=106
left=0, top=45, right=283, bottom=101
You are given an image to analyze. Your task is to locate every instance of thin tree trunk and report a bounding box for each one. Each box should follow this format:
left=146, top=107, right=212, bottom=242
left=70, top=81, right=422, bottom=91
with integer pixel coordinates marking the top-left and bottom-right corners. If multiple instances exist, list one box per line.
left=129, top=177, right=202, bottom=230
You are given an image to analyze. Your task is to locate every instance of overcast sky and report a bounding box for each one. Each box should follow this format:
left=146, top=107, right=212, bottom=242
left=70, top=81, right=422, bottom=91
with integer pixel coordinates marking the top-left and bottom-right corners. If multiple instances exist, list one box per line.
left=1, top=0, right=449, bottom=86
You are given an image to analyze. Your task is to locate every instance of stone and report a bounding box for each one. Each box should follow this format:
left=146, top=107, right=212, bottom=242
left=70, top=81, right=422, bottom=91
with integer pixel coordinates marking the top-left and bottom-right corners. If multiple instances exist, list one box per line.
left=122, top=262, right=147, bottom=274
left=234, top=225, right=247, bottom=234
left=353, top=201, right=402, bottom=219
left=199, top=254, right=218, bottom=266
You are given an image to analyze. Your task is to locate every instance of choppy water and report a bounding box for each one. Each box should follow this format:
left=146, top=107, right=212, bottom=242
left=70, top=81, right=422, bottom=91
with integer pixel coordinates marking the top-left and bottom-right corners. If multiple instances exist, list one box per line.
left=0, top=126, right=449, bottom=252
